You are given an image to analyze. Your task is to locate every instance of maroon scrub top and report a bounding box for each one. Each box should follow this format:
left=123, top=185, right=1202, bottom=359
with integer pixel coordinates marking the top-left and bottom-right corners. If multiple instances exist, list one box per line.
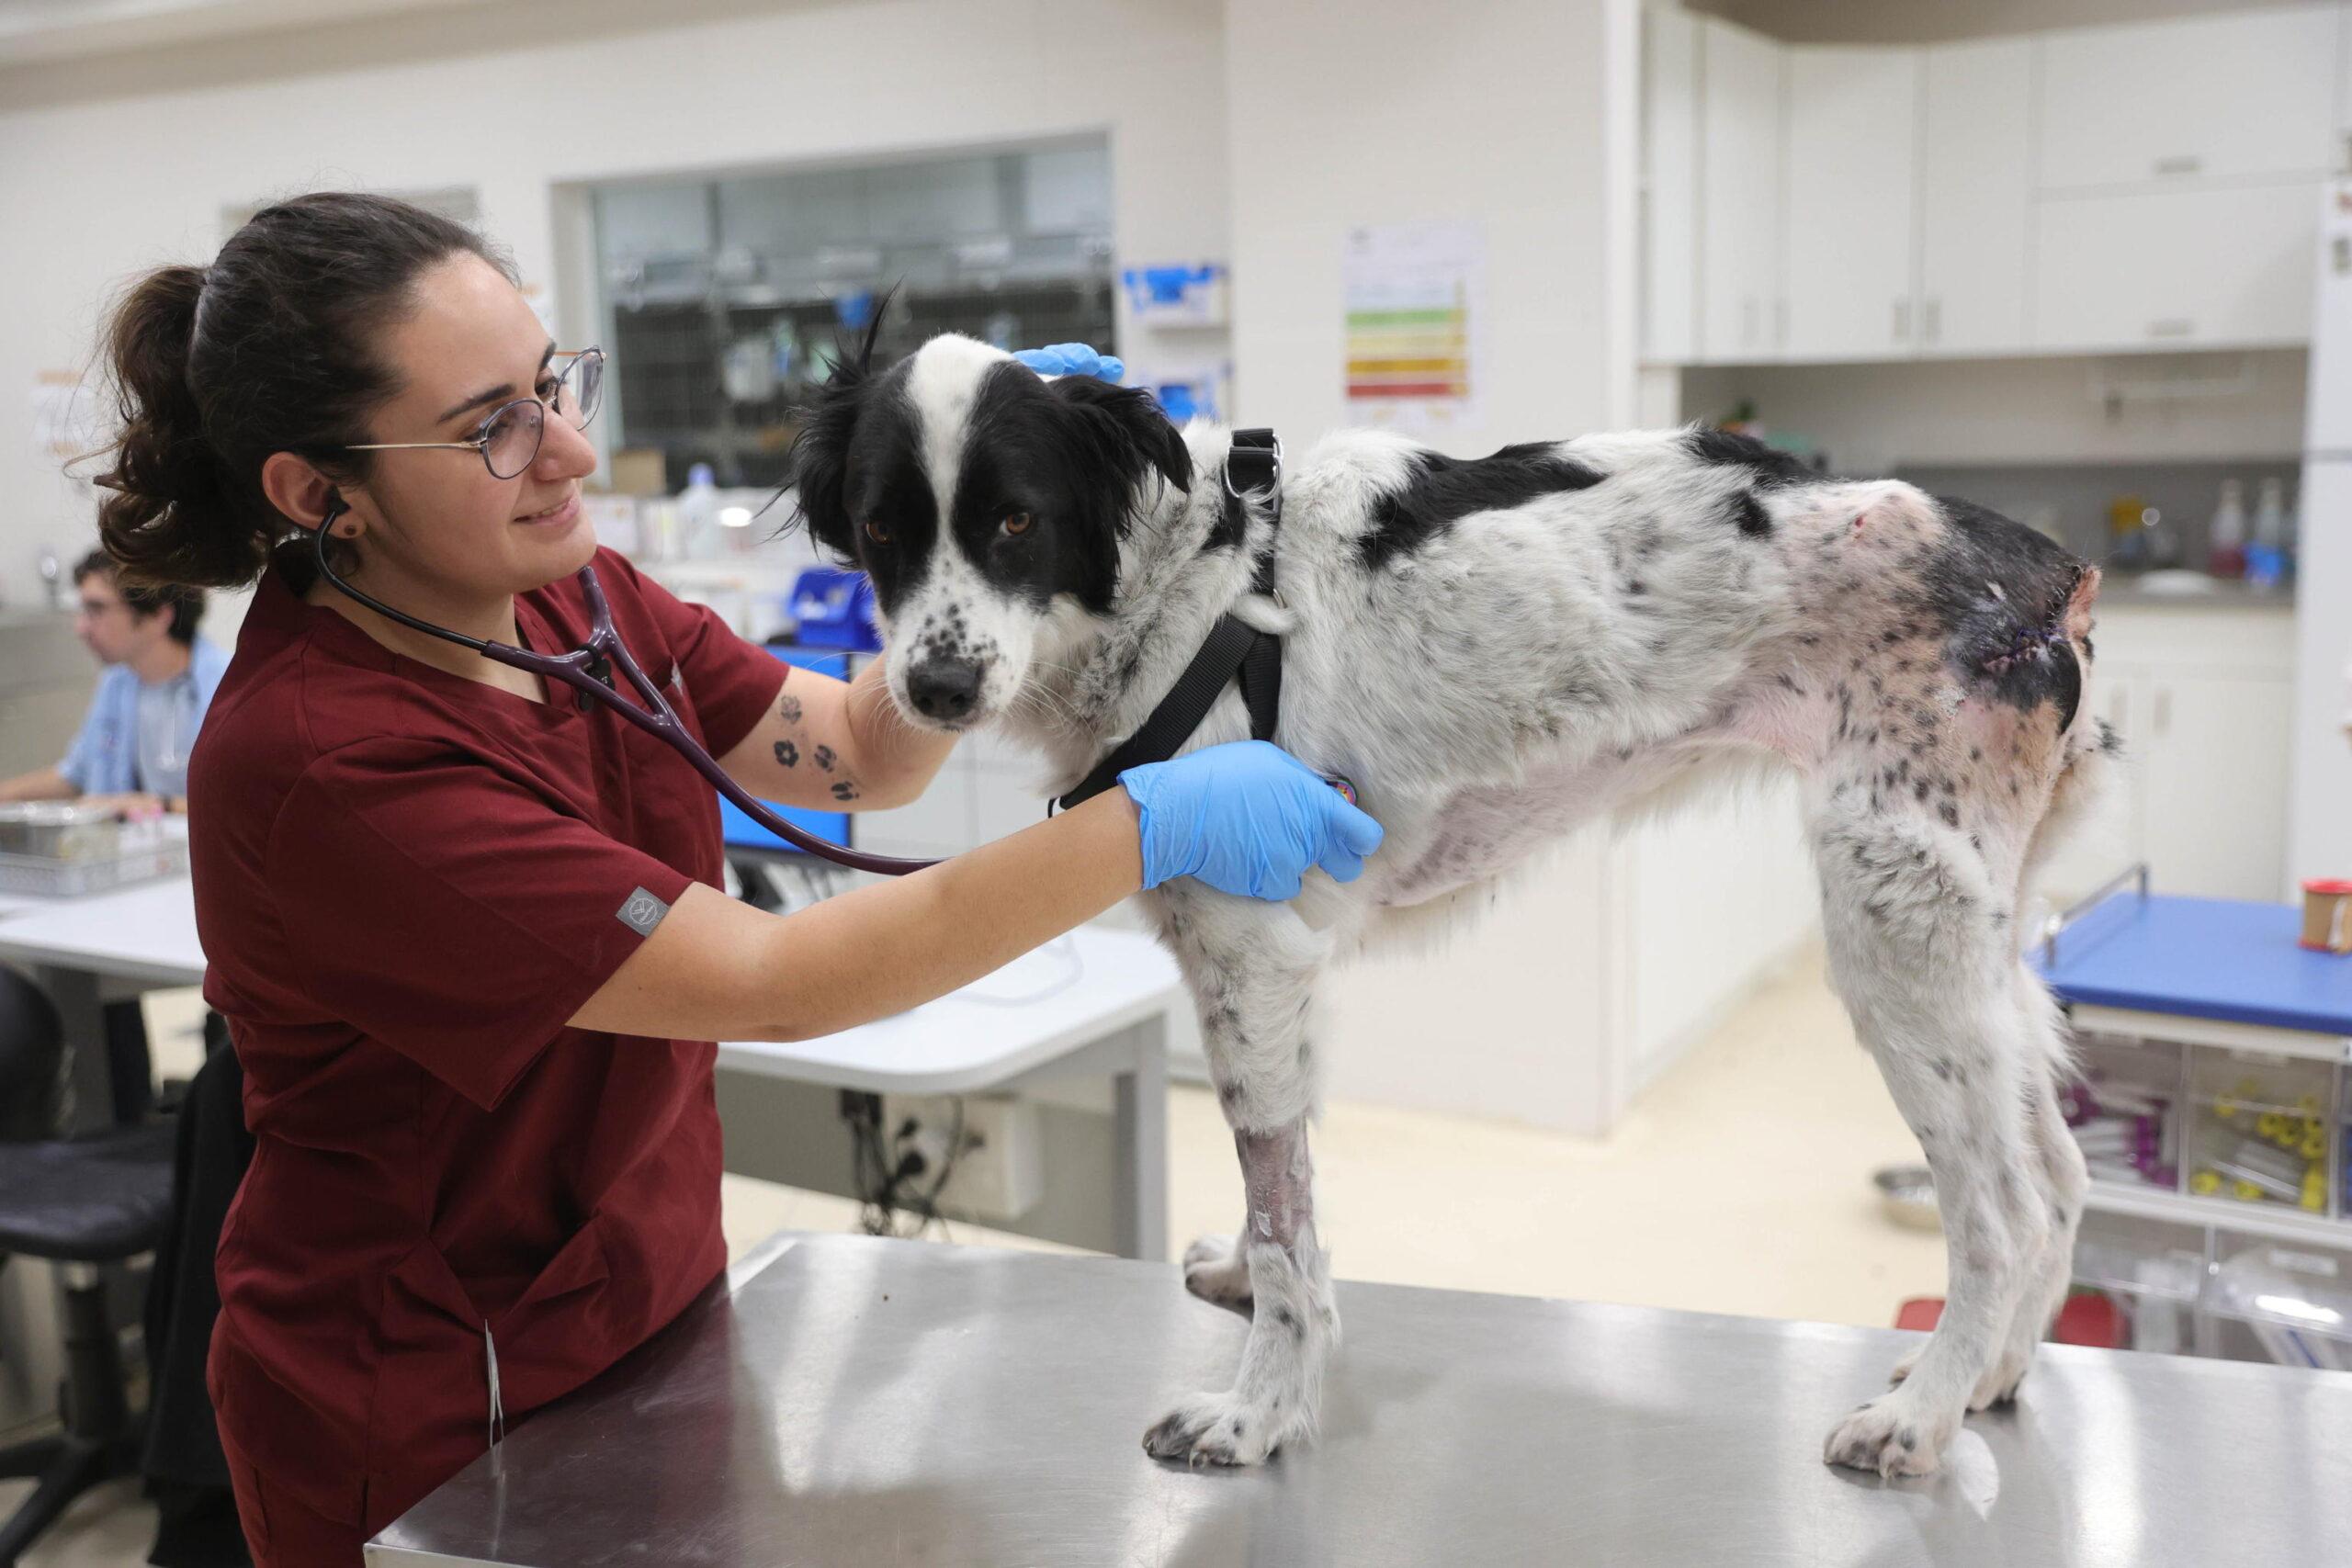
left=187, top=546, right=787, bottom=1533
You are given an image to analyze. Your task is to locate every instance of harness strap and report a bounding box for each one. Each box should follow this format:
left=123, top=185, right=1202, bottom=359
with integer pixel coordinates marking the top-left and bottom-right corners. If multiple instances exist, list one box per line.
left=1053, top=429, right=1283, bottom=814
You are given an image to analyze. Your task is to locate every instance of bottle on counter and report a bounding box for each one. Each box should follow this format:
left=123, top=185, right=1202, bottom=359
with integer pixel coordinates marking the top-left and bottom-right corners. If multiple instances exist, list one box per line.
left=2205, top=478, right=2247, bottom=580
left=678, top=463, right=720, bottom=560
left=2245, top=477, right=2292, bottom=590
left=2143, top=506, right=2182, bottom=570
left=2108, top=493, right=2151, bottom=570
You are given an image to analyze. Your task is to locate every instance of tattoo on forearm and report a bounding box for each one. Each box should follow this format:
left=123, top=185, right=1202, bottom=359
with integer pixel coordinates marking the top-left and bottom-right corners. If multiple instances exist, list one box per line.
left=831, top=779, right=860, bottom=802
left=778, top=694, right=802, bottom=724
left=775, top=740, right=798, bottom=767
left=813, top=744, right=835, bottom=773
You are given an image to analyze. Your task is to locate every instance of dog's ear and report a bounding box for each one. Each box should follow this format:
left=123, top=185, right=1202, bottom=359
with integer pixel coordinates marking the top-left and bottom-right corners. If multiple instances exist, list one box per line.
left=780, top=310, right=891, bottom=563
left=1046, top=375, right=1193, bottom=499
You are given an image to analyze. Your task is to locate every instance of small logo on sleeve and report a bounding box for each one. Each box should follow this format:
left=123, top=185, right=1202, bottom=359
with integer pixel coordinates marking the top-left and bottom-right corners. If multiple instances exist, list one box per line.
left=616, top=886, right=671, bottom=936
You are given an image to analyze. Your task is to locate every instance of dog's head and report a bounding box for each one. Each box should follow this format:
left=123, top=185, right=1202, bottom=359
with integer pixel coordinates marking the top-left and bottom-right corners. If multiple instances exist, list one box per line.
left=787, top=331, right=1192, bottom=730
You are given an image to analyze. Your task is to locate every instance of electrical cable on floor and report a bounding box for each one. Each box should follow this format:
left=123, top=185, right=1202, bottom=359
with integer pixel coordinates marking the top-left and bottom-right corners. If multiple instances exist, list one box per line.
left=842, top=1090, right=967, bottom=1240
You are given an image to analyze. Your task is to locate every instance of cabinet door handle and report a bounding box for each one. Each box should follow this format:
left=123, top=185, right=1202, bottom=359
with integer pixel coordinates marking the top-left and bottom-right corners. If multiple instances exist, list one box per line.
left=1923, top=298, right=1940, bottom=344
left=2154, top=686, right=2172, bottom=736
left=2147, top=319, right=2195, bottom=339
left=2153, top=153, right=2202, bottom=177
left=1894, top=299, right=1911, bottom=342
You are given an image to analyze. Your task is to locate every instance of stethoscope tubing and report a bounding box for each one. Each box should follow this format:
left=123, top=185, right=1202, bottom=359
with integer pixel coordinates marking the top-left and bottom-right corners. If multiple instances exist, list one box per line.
left=311, top=508, right=941, bottom=876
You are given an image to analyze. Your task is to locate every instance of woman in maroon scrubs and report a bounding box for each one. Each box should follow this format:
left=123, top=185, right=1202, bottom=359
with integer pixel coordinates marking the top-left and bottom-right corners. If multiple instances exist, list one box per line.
left=91, top=192, right=1377, bottom=1564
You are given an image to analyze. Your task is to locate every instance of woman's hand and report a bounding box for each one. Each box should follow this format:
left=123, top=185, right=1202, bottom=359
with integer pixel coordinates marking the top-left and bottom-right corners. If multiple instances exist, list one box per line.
left=1119, top=740, right=1383, bottom=900
left=78, top=791, right=170, bottom=819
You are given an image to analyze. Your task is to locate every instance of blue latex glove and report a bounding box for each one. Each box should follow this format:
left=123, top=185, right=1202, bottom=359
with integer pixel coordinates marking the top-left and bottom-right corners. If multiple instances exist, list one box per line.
left=1119, top=740, right=1384, bottom=900
left=1013, top=343, right=1125, bottom=383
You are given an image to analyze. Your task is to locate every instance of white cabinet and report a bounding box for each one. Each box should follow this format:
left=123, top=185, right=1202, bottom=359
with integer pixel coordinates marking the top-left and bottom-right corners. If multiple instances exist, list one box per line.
left=1778, top=39, right=2033, bottom=362
left=2036, top=6, right=2338, bottom=190
left=1641, top=5, right=1701, bottom=364
left=1644, top=6, right=2332, bottom=368
left=1917, top=38, right=2034, bottom=355
left=1697, top=16, right=1784, bottom=363
left=2035, top=605, right=2295, bottom=907
left=1781, top=46, right=1919, bottom=361
left=2032, top=182, right=2318, bottom=352
left=2141, top=673, right=2295, bottom=902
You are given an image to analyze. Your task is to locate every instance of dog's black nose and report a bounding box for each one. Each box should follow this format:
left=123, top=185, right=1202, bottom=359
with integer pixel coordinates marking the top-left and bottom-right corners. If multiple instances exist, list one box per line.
left=907, top=660, right=983, bottom=721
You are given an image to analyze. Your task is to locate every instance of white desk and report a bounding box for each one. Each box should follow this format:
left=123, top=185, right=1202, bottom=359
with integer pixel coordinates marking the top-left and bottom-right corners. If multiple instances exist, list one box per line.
left=0, top=876, right=1181, bottom=1255
left=0, top=874, right=206, bottom=986
left=0, top=874, right=205, bottom=1129
left=718, top=928, right=1182, bottom=1258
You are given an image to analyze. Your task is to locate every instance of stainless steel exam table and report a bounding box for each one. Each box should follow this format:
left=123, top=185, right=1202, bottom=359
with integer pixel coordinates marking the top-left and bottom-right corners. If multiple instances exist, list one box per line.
left=371, top=1233, right=2352, bottom=1566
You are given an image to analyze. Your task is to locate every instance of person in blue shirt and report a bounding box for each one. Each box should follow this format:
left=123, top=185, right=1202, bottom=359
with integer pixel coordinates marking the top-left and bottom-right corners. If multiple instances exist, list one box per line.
left=2, top=550, right=228, bottom=1122
left=1, top=549, right=228, bottom=816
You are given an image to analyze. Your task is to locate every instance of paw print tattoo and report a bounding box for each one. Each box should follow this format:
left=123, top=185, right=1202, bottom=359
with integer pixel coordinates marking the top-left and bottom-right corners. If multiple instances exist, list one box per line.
left=775, top=740, right=798, bottom=767
left=779, top=694, right=803, bottom=724
left=813, top=744, right=836, bottom=773
left=831, top=781, right=860, bottom=802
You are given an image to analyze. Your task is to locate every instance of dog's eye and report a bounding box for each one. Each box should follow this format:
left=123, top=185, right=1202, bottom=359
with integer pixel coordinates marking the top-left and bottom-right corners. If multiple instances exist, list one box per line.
left=864, top=519, right=891, bottom=546
left=1001, top=511, right=1034, bottom=537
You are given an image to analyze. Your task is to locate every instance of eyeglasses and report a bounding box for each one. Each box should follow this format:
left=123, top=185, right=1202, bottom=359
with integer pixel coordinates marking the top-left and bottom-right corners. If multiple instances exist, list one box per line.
left=345, top=347, right=605, bottom=480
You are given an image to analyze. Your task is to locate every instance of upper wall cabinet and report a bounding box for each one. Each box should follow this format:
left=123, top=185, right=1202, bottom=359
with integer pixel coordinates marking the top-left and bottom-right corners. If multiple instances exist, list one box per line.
left=1781, top=46, right=1919, bottom=361
left=2033, top=182, right=2318, bottom=352
left=1698, top=17, right=1786, bottom=363
left=2036, top=6, right=2339, bottom=190
left=1777, top=39, right=2033, bottom=363
left=1643, top=5, right=1702, bottom=365
left=1917, top=38, right=2034, bottom=355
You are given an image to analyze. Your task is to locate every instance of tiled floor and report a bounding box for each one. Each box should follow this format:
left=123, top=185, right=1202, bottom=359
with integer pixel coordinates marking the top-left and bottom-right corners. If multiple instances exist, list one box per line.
left=7, top=947, right=1940, bottom=1563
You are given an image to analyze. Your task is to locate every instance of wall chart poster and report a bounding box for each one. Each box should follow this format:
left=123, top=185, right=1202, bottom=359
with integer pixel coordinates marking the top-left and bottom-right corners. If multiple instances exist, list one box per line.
left=1342, top=220, right=1482, bottom=432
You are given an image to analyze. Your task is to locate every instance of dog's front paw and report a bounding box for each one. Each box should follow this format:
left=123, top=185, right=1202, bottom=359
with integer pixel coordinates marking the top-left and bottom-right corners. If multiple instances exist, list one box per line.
left=1822, top=1393, right=1952, bottom=1479
left=1142, top=1392, right=1285, bottom=1468
left=1182, top=1235, right=1253, bottom=1314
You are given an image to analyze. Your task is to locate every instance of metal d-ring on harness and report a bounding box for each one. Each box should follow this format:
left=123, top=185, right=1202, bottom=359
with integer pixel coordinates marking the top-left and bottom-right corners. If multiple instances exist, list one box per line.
left=1051, top=429, right=1295, bottom=814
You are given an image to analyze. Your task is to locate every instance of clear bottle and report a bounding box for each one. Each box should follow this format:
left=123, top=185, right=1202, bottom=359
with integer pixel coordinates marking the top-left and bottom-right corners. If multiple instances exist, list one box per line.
left=678, top=463, right=720, bottom=560
left=2245, top=477, right=2291, bottom=589
left=2253, top=477, right=2288, bottom=548
left=2205, top=478, right=2247, bottom=580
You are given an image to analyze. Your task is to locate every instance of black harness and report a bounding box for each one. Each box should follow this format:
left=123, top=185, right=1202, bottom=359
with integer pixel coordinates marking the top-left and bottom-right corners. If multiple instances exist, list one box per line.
left=1052, top=429, right=1285, bottom=813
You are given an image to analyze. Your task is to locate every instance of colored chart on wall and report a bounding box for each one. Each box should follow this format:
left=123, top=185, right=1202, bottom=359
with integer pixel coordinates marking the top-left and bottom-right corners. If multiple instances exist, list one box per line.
left=1343, top=220, right=1483, bottom=433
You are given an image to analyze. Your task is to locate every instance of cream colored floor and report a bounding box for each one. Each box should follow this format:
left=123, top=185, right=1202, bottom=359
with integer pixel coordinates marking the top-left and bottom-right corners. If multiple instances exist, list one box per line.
left=10, top=947, right=1940, bottom=1563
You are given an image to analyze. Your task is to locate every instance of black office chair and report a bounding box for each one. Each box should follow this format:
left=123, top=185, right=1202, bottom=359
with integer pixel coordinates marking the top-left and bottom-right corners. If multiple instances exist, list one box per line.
left=0, top=967, right=175, bottom=1567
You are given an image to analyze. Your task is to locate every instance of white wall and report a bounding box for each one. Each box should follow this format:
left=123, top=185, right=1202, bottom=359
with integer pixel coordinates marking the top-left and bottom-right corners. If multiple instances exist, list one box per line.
left=1224, top=0, right=1637, bottom=449
left=1218, top=0, right=1813, bottom=1134
left=0, top=0, right=1230, bottom=610
left=1679, top=351, right=2312, bottom=472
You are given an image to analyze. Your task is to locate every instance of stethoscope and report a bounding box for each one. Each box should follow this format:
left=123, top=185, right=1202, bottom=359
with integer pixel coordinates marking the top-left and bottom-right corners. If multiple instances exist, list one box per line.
left=311, top=499, right=940, bottom=877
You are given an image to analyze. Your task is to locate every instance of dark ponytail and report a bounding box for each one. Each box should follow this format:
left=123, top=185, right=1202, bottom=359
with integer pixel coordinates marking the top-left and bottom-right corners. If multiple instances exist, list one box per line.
left=96, top=265, right=246, bottom=587
left=91, top=191, right=514, bottom=592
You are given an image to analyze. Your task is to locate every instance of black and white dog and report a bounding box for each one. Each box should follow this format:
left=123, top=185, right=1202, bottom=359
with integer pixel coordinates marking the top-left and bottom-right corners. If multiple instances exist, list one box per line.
left=790, top=331, right=2111, bottom=1478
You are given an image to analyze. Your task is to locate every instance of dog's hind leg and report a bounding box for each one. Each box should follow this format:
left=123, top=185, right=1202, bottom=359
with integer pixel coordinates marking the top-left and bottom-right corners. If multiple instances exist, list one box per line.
left=1809, top=804, right=2051, bottom=1477
left=1141, top=891, right=1334, bottom=1467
